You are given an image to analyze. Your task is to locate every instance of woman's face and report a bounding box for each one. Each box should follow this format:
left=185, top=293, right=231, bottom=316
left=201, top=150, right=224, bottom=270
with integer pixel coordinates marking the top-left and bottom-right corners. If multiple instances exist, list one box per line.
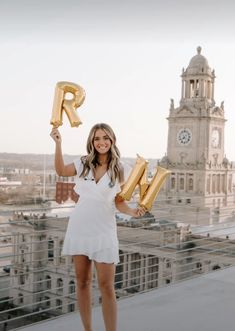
left=93, top=129, right=112, bottom=155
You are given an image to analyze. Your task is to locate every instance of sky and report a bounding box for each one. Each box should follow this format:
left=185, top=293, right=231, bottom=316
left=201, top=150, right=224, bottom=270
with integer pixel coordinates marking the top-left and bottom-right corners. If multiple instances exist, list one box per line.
left=1, top=0, right=235, bottom=160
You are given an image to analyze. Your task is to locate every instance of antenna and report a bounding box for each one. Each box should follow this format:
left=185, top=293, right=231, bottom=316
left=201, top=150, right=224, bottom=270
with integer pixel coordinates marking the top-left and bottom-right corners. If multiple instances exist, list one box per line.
left=43, top=154, right=46, bottom=202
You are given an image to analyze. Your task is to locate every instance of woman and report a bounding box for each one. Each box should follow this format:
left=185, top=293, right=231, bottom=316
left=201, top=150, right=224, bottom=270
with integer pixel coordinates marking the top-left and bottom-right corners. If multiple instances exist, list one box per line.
left=50, top=123, right=145, bottom=331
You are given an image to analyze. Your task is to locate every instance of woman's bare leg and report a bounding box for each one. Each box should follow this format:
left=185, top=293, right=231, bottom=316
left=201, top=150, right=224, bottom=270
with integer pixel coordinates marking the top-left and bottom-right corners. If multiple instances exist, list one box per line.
left=94, top=261, right=117, bottom=331
left=73, top=255, right=93, bottom=331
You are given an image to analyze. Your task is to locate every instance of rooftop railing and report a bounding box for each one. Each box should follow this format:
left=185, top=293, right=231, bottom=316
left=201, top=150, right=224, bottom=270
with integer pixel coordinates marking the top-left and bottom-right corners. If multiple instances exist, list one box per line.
left=1, top=196, right=235, bottom=329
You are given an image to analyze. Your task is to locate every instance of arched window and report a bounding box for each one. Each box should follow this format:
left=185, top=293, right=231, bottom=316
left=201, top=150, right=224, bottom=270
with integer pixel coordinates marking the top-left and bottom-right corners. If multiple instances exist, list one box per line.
left=206, top=176, right=210, bottom=193
left=18, top=293, right=24, bottom=304
left=171, top=177, right=175, bottom=189
left=57, top=278, right=63, bottom=292
left=48, top=238, right=54, bottom=260
left=68, top=303, right=75, bottom=312
left=217, top=174, right=220, bottom=193
left=46, top=275, right=51, bottom=289
left=59, top=240, right=65, bottom=263
left=212, top=265, right=221, bottom=270
left=69, top=280, right=76, bottom=294
left=212, top=175, right=216, bottom=194
left=45, top=296, right=50, bottom=307
left=189, top=178, right=193, bottom=191
left=190, top=80, right=194, bottom=98
left=56, top=299, right=63, bottom=310
left=196, top=262, right=202, bottom=271
left=180, top=178, right=184, bottom=190
left=221, top=175, right=225, bottom=193
left=229, top=175, right=232, bottom=192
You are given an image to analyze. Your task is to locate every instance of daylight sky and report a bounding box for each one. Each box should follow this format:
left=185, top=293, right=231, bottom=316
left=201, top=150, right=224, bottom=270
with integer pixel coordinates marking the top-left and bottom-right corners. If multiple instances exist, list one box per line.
left=1, top=0, right=235, bottom=160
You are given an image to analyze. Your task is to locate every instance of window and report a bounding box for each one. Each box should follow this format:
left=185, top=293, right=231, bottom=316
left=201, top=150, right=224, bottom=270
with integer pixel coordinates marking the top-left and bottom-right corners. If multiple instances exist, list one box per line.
left=179, top=178, right=184, bottom=190
left=68, top=303, right=75, bottom=312
left=212, top=265, right=221, bottom=270
left=56, top=299, right=62, bottom=310
left=229, top=175, right=232, bottom=192
left=18, top=293, right=24, bottom=304
left=19, top=274, right=25, bottom=285
left=190, top=80, right=194, bottom=98
left=57, top=278, right=63, bottom=292
left=196, top=262, right=202, bottom=271
left=212, top=175, right=216, bottom=194
left=46, top=275, right=51, bottom=289
left=217, top=174, right=220, bottom=193
left=206, top=176, right=210, bottom=193
left=166, top=260, right=171, bottom=268
left=195, top=79, right=199, bottom=97
left=171, top=177, right=176, bottom=189
left=69, top=281, right=76, bottom=294
left=188, top=178, right=193, bottom=191
left=48, top=239, right=54, bottom=260
left=221, top=175, right=225, bottom=193
left=45, top=296, right=50, bottom=307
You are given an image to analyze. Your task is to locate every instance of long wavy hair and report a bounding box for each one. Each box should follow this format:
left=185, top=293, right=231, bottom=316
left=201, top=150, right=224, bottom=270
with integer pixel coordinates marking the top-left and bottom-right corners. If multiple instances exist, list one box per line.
left=80, top=123, right=124, bottom=185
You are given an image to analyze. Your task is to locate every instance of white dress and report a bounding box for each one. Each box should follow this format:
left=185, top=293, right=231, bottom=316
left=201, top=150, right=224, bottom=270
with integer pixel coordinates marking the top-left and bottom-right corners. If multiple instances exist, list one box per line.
left=62, top=158, right=131, bottom=264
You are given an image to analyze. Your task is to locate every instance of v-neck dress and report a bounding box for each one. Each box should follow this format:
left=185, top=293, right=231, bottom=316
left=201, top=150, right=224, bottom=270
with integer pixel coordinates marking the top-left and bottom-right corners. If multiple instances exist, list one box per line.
left=62, top=158, right=131, bottom=264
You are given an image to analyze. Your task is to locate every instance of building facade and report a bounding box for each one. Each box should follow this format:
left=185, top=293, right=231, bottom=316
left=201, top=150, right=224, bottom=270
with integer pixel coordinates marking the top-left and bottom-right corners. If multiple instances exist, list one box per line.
left=159, top=47, right=235, bottom=224
left=6, top=211, right=235, bottom=319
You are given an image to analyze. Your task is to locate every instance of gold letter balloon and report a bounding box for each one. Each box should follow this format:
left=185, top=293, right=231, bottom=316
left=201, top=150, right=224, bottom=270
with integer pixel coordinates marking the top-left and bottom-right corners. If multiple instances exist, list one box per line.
left=119, top=156, right=171, bottom=211
left=50, top=81, right=86, bottom=128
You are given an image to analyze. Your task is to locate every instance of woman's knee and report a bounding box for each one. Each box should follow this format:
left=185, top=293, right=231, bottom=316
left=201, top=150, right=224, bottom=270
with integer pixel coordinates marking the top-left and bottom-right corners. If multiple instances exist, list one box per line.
left=73, top=255, right=93, bottom=290
left=76, top=277, right=92, bottom=290
left=98, top=280, right=115, bottom=294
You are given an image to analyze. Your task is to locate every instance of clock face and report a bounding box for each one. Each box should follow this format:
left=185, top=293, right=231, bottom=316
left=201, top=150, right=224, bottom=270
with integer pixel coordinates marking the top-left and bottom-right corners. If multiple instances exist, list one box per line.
left=177, top=128, right=192, bottom=145
left=211, top=129, right=219, bottom=148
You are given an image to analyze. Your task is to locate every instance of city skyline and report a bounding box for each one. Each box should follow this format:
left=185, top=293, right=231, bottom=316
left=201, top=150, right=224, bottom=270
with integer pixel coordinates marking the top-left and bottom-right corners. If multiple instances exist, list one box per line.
left=1, top=1, right=235, bottom=159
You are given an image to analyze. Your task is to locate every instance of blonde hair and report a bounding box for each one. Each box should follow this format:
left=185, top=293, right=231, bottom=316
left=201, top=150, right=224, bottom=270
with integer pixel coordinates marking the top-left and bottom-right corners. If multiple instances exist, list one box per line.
left=80, top=123, right=124, bottom=184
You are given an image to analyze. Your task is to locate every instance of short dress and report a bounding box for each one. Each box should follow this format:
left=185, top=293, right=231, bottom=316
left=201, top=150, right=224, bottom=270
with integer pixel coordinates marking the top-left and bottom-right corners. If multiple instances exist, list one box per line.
left=62, top=158, right=131, bottom=264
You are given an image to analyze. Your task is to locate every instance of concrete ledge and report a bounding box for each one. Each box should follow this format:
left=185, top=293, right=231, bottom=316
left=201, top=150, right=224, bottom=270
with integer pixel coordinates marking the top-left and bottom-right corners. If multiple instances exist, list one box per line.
left=18, top=267, right=235, bottom=331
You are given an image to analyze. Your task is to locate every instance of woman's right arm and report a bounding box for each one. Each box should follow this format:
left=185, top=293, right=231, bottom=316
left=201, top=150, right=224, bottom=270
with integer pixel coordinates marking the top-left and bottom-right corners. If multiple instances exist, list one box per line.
left=50, top=128, right=76, bottom=177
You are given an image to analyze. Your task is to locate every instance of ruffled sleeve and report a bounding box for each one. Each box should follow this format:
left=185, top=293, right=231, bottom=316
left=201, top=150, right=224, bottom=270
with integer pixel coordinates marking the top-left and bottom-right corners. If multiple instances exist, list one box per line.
left=73, top=157, right=83, bottom=177
left=115, top=162, right=132, bottom=195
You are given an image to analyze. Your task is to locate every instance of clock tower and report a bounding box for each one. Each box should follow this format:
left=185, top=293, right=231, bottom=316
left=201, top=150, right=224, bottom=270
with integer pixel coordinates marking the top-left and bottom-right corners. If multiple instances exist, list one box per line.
left=160, top=47, right=235, bottom=224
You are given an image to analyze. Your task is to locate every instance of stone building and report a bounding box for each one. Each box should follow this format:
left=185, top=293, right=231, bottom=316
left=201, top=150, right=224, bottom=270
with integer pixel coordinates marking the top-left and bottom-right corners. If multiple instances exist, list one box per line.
left=6, top=211, right=235, bottom=320
left=159, top=47, right=235, bottom=225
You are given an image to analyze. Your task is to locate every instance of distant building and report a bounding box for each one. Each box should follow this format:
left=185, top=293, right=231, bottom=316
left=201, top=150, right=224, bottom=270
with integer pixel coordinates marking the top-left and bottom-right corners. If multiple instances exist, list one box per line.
left=0, top=167, right=31, bottom=175
left=0, top=177, right=22, bottom=190
left=5, top=211, right=235, bottom=319
left=55, top=182, right=78, bottom=204
left=159, top=46, right=235, bottom=224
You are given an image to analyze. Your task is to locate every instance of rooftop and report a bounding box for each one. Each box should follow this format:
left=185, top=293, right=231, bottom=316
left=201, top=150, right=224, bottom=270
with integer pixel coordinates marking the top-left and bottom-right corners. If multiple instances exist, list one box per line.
left=18, top=266, right=235, bottom=331
left=1, top=200, right=235, bottom=330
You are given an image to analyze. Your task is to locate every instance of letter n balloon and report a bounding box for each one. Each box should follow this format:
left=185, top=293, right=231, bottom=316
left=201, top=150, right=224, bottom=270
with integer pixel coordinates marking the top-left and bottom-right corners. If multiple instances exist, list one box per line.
left=119, top=156, right=171, bottom=211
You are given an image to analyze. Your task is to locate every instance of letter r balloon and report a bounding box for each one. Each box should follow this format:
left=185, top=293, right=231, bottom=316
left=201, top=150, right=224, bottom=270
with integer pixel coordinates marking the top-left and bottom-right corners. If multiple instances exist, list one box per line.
left=50, top=81, right=86, bottom=128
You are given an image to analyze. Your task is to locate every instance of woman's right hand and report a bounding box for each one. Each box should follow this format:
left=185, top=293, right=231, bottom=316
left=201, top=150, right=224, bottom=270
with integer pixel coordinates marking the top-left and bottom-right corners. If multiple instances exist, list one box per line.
left=50, top=127, right=62, bottom=144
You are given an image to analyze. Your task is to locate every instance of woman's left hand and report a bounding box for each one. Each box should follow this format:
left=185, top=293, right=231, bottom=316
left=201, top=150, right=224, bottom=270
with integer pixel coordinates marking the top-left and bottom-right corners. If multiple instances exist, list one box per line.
left=130, top=206, right=146, bottom=218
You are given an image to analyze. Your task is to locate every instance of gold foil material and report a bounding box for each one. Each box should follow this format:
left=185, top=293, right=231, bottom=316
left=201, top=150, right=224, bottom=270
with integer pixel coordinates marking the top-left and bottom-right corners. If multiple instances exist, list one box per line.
left=119, top=156, right=171, bottom=211
left=140, top=166, right=171, bottom=210
left=118, top=156, right=147, bottom=201
left=50, top=81, right=85, bottom=128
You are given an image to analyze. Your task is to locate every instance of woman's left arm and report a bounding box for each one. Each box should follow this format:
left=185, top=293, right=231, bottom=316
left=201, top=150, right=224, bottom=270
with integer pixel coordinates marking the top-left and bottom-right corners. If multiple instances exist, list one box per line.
left=115, top=196, right=146, bottom=218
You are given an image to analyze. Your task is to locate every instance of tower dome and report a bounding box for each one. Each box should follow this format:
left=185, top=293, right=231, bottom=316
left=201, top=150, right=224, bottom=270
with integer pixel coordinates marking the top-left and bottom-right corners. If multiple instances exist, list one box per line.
left=180, top=46, right=215, bottom=103
left=186, top=46, right=211, bottom=75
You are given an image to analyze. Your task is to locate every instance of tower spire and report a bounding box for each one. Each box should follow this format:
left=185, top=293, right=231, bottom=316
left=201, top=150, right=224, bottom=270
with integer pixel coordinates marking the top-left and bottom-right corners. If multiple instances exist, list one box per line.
left=197, top=46, right=202, bottom=55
